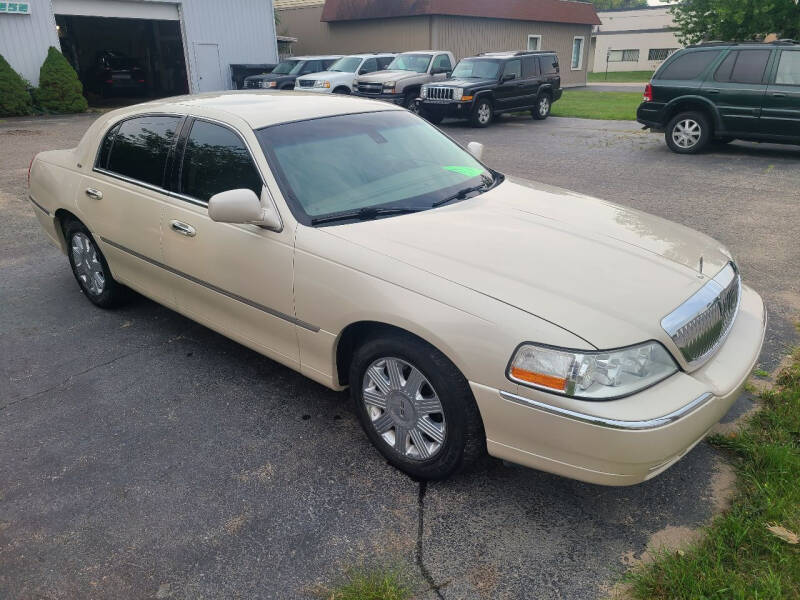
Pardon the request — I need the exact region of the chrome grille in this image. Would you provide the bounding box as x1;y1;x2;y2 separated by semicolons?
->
298;79;315;88
661;263;741;368
245;79;262;89
358;83;383;95
428;87;454;100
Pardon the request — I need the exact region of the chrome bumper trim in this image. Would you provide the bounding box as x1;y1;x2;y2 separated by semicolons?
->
498;390;714;431
29;196;50;216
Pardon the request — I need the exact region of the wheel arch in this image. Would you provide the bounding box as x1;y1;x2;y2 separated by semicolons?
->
663;96;722;132
53;208;83;253
332;85;351;94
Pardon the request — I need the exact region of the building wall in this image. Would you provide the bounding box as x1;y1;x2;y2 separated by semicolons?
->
277;7;592;87
0;0;277;89
592;7;681;73
278;6;431;55
433;16;592;87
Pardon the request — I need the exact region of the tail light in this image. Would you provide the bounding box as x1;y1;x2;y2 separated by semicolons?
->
28;156;34;188
643;83;653;103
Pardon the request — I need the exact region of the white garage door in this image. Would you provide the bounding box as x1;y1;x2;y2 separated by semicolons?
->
52;0;179;20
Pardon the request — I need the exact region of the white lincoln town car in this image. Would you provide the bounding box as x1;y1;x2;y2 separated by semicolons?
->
27;92;766;485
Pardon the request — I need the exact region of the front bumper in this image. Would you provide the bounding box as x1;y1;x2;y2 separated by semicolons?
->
353;91;405;105
419;99;475;117
294;86;334;94
472;284;766;486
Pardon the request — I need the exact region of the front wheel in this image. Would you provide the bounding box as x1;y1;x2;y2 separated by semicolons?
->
532;94;551;120
404;92;420;113
350;332;485;481
64;219;125;308
470;99;493;128
665;111;711;154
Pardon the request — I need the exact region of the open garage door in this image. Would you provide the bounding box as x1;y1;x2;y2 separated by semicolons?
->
53;0;189;106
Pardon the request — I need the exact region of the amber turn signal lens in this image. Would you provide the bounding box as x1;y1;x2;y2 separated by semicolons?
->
510;367;567;391
461;95;474;102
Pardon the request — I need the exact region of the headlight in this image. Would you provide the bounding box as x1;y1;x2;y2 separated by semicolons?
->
267;81;277;88
421;86;428;99
508;341;678;400
314;80;331;89
453;88;463;101
383;81;396;92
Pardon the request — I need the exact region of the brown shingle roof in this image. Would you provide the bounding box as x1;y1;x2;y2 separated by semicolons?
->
321;0;601;26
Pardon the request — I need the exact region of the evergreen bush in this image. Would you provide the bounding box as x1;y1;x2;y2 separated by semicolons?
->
0;53;33;117
36;46;88;113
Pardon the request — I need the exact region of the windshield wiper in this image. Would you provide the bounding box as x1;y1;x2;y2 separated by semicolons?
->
311;206;423;226
432;174;494;208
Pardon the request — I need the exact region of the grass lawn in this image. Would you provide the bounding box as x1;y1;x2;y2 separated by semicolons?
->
315;568;411;600
628;350;800;599
551;90;642;121
588;70;654;83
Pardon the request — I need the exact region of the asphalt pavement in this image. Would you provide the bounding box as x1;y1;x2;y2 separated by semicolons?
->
1;111;798;600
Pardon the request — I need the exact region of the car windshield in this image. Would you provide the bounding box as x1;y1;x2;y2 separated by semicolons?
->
272;60;300;75
387;54;432;73
452;59;501;79
330;57;362;73
256;111;495;225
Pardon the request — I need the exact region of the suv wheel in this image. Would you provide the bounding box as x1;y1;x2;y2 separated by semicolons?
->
350;332;485;481
404;91;420;112
470;99;493;128
532;94;551;120
665;111;711;154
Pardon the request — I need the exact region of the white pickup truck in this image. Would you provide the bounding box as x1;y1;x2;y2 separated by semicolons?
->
294;53;397;94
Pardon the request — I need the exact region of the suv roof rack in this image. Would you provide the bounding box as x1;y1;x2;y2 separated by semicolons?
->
690;39;799;48
478;50;553;57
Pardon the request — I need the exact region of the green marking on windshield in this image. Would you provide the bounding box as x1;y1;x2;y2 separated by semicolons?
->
443;166;483;177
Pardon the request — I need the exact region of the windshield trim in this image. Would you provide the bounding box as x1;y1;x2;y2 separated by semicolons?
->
254;111;502;227
388;54;433;73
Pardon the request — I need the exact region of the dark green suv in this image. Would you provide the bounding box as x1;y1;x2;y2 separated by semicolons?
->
637;41;800;153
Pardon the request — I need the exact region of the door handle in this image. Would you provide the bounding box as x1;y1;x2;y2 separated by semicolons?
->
772;92;787;98
85;188;103;200
170;220;196;237
706;89;720;94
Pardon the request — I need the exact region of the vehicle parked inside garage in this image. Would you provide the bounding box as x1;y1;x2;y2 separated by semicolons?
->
354;50;455;108
86;50;148;97
294;53;397;94
637;40;800;154
28;92;765;485
419;51;563;127
244;55;341;89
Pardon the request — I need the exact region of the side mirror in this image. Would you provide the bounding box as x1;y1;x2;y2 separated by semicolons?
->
467;141;484;161
208;187;282;231
502;73;517;82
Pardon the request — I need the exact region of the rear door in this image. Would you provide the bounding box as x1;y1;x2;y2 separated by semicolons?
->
761;48;800;138
79;114;183;307
519;55;542;107
700;49;771;134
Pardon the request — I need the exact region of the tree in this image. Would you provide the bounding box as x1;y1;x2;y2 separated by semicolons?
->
35;46;88;113
0;53;33;117
670;0;800;45
592;0;647;9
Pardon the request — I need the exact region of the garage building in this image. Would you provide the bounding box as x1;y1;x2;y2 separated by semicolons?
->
0;0;278;99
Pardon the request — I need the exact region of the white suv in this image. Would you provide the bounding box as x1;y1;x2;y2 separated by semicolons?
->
294;53;397;94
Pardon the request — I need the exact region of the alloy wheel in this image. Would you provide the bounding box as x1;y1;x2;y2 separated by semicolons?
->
538;97;550;117
70;232;105;296
477;103;491;125
672;119;702;149
361;357;446;461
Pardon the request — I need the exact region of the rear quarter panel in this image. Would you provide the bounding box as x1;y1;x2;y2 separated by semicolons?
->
29;149;83;253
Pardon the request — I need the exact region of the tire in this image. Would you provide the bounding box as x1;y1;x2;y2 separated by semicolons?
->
665;111;711;154
532;93;551;120
350;331;486;481
63;219;125;308
403;91;420;112
470;98;493;128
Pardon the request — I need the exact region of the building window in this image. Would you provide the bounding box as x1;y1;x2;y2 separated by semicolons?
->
648;48;678;61
527;35;541;52
608;49;640;63
571;37;585;70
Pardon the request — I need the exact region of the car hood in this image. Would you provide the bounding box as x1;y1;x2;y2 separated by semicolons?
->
321;178;732;349
430;77;496;88
359;70;422;83
298;70;349;81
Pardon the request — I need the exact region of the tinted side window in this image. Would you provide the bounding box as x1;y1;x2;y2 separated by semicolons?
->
106;116;181;187
658;50;721;80
433;54;452;72
361;58;378;74
96;123;120;170
715;50;770;84
775;51;800;85
300;61;319;75
541;55;559;75
522;56;539;79
322;59;337;69
180;120;262;202
503;59;522;79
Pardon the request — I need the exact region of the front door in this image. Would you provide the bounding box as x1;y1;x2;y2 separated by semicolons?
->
761;49;800;139
495;58;523;110
194;43;224;92
160;117;300;367
78;114;184;308
700;49;771;135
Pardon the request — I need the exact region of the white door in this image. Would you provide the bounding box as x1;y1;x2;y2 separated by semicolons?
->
194;43;224;92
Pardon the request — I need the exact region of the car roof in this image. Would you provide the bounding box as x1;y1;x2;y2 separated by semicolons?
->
345;52;398;58
98;91;405;130
400;50;448;55
477;51;555;58
286;55;343;60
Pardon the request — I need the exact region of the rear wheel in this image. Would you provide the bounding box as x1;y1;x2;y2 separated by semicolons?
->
665;111;711;154
532;94;551;120
350;332;485;481
470;98;493;128
63;219;125;308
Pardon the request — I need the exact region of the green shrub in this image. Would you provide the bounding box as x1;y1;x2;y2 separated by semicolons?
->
36;46;88;113
0;53;33;117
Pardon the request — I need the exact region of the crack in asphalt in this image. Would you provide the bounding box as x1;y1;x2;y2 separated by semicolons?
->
416;481;445;599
